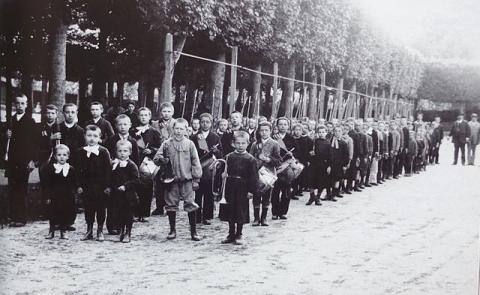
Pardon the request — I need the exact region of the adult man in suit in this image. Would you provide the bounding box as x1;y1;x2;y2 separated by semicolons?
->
6;93;37;227
467;113;480;165
450;113;471;165
191;113;223;225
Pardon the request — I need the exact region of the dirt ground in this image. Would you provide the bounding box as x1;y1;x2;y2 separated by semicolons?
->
1;141;479;295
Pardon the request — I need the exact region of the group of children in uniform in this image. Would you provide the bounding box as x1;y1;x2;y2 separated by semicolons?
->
4;92;443;245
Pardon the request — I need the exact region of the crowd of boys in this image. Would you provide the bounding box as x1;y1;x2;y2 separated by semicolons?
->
5;92;466;245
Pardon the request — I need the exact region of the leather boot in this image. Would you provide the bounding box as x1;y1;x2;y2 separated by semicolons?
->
252;208;260;226
82;224;94;241
188;212;201;241
60;230;67;240
119;227;125;242
96;225;105;242
45;227;54;239
260;207;269;226
167;211;176;240
306;192;315;205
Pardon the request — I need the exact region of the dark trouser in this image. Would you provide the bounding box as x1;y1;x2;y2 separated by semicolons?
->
154;180;166;213
404;155;414;174
394;150;404;177
195;179;214;222
119;199;134;233
383;156;391;179
346;162;357;190
377;158;384;182
228;222;243;237
388;155;396;178
453;142;466;164
137;179;153;218
7;164;29;223
106;204;119;232
432;145;440;163
271;181;291;216
84;191;106;228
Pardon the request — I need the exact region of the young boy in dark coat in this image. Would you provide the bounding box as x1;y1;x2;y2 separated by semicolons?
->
43;144;77;239
291;124;313;198
329;126;350;200
131;107;162;222
191;113;223;225
271;117;295;220
249;121;282;226
106;140;140;243
76;125;112;241
221;131;258;245
306;125;332;206
84;102;115;145
106;114;139;166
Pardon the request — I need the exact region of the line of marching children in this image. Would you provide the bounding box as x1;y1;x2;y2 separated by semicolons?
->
4;93;443;245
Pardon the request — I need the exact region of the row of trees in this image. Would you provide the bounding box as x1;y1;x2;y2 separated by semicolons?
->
0;0;423;121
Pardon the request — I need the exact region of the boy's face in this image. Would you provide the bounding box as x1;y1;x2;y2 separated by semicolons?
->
90;105;103;118
127;104;135;112
200;117;212;131
116;118;131;135
234;137;248;153
293;127;302;137
308;122;315;131
55;149;69;164
85;130;101;146
219;121;228;132
259;126;271;139
161;107;173;121
248;119;256;129
45;109;57;123
334;128;342;138
230;113;242;126
326;123;334;133
63;106;77;124
173;123;187;139
116;146;131;161
138;110;151;125
318;129;327;139
15;97;28;114
191;119;200;131
277;120;289;133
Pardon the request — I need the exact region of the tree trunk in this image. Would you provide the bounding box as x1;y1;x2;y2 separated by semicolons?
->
40;77;48;108
92;31;107;105
251;62;262;118
307;66;317;120
137;79;147;107
207;47;226;120
107;81;114;101
49;1;67;111
317;69;326;120
159;34;187;109
334;72;344;120
117;81;125;103
279;58;295;118
146;79;155;110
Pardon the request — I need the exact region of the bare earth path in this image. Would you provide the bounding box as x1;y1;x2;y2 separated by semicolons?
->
1;141;479;295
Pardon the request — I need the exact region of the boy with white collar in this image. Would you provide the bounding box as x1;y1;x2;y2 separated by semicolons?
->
43;144;76;239
76;125;112;241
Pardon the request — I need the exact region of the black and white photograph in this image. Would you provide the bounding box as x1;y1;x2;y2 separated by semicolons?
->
0;0;479;294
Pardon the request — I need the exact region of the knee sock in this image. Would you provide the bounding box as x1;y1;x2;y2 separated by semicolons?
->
188;211;196;233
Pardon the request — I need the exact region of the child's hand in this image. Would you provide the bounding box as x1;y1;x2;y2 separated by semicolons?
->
143;148;152;155
45;199;51;205
117;185;126;192
104;188;111;195
247;193;253;199
309;150;315;156
327;167;331;175
77;187;83;194
192;182;199;191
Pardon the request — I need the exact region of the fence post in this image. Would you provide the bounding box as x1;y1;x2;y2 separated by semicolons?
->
229;46;238;114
